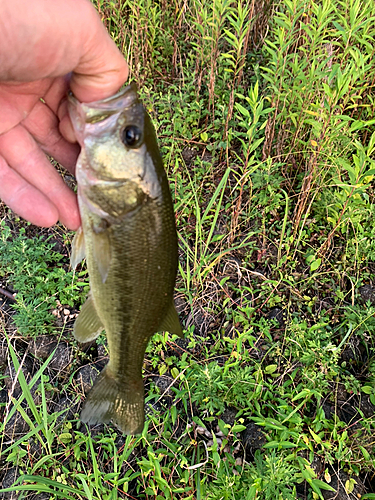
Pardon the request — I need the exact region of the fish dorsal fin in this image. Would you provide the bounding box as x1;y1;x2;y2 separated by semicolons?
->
71;226;86;269
92;229;112;284
74;295;104;343
159;300;183;338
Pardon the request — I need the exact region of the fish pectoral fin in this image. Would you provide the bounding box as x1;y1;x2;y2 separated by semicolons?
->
159;300;184;338
71;226;86;269
80;366;145;435
74;295;104;343
92;229;111;284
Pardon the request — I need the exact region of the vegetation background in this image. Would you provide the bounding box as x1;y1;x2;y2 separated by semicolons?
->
0;0;375;498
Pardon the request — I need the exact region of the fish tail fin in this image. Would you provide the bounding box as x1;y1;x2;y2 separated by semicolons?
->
80;366;145;435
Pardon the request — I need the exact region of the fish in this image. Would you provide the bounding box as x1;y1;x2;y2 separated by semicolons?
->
68;83;183;435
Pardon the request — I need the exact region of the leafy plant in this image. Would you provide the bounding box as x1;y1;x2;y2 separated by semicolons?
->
1;0;375;498
0;223;87;335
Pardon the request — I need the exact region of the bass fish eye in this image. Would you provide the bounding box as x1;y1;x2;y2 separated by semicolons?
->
122;125;142;148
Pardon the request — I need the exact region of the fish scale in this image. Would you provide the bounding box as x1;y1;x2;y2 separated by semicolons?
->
68;84;183;434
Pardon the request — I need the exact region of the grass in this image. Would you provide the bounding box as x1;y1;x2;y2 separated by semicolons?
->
1;0;375;498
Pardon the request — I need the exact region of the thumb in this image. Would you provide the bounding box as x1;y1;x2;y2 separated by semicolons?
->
70;30;129;103
60;2;128;141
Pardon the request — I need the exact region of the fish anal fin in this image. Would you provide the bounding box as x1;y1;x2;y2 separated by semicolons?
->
92;229;111;284
74;295;104;343
80;366;145;435
159;300;183;338
71;226;86;269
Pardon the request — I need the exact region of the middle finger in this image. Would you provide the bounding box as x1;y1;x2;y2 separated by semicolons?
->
0;124;80;229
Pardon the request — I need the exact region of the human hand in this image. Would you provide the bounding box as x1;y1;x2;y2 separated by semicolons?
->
0;0;128;230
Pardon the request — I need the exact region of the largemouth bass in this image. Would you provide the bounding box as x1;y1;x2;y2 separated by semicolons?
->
68;84;182;435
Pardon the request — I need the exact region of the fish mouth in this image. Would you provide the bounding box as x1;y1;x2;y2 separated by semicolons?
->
78;163;142;188
79;186;147;222
68;83;139;123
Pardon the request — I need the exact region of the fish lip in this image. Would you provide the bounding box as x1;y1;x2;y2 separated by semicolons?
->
85;176;129;188
68;83;139;114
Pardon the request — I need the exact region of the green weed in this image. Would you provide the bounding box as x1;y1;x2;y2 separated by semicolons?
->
1;0;375;498
0;223;88;335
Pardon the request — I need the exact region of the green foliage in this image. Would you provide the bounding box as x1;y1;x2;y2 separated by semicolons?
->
179;360;260;415
0;223;87;335
262;0;375;264
2;0;375;498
